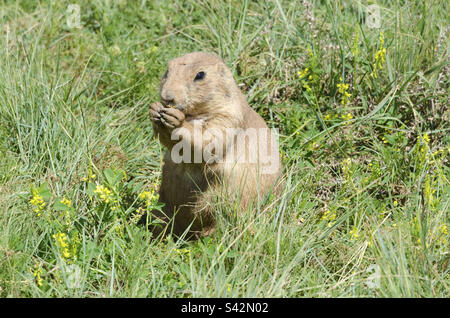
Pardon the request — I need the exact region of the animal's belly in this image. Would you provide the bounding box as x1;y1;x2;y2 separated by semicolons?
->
160;156;208;208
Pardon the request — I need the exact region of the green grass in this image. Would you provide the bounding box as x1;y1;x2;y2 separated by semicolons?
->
0;0;448;297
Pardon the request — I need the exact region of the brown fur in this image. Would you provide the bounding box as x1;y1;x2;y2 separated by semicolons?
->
147;52;282;239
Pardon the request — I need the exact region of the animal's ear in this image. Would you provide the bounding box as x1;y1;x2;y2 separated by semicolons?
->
216;63;228;77
215;64;232;97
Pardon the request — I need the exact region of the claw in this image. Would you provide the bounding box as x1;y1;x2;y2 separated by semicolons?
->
160;117;175;128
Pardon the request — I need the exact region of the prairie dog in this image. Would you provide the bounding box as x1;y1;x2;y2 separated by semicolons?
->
148;52;281;238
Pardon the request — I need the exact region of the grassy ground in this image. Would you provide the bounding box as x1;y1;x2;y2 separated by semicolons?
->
0;0;448;297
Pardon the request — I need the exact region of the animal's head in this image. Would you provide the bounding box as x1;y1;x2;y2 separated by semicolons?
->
159;52;239;116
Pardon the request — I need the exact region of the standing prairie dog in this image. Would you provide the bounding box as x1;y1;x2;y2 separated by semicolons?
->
148;52;281;239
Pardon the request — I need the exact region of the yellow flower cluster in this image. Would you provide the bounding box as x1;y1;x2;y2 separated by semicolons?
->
370;32;387;78
298;68;313;92
33;266;43;287
53;232;71;260
321;210;336;227
439;225;448;245
139;190;155;201
424;176;437;209
337;77;351;105
342;158;352;175
323;113;353;122
416;133;431;167
94;184;114;203
30;192;46;216
60;198;72;208
308;141;318;151
81;168;96;182
432;147;448;159
440;224;448;235
174;248;191;257
323;113;332;121
298;68;309;79
341;112;353;121
349;227;360;240
93;183;121;211
139;183;159;206
114;221;125;236
130;207;146;225
428;224;448;246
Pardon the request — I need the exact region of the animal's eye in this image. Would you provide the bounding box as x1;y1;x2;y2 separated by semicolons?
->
194;71;205;81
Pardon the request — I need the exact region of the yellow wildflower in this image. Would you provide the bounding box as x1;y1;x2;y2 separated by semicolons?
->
440;224;448;235
438;224;448;245
349;227;360;240
322;210;337;227
174;248;191;258
342;158;352;176
33;267;43;287
139;190;154;201
30;192;46;216
424;176;436;208
370;32;387;78
53;232;71;260
114;221;124;236
341;113;353;121
94;184;114;203
60;198;72;208
302;81;312;92
308;142;317;151
298;68;309;79
82;168;96;182
130;207;146;225
139;183;160;207
337;77;351;105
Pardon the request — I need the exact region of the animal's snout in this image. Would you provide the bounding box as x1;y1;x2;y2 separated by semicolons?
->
161;89;175;105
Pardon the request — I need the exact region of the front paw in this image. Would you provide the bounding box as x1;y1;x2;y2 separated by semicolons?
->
160;108;185;129
149;102;164;123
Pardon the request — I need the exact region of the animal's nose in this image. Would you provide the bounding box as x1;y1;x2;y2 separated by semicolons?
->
161;90;175;105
